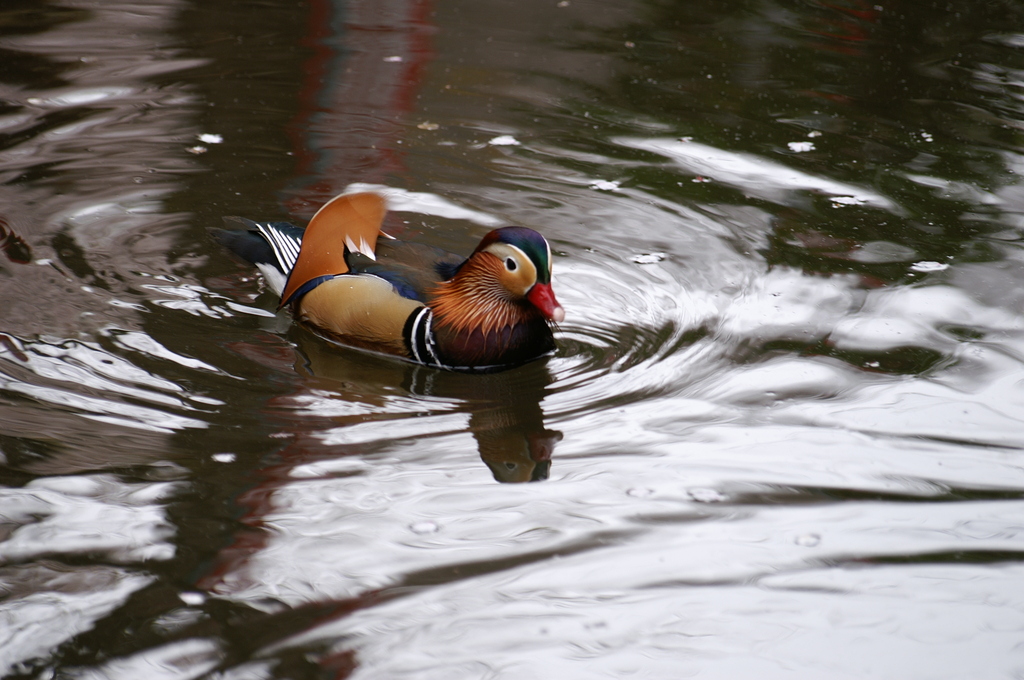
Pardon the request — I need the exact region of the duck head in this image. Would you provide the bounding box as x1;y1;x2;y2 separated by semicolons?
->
463;226;564;323
431;226;564;333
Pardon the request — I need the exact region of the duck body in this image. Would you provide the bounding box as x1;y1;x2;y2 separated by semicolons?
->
214;192;563;372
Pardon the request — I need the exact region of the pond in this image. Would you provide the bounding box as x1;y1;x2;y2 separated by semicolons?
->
3;0;1024;677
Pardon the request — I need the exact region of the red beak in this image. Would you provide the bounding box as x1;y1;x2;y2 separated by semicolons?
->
527;282;565;322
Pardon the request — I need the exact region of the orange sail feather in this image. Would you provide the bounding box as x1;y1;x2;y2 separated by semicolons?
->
280;192;386;307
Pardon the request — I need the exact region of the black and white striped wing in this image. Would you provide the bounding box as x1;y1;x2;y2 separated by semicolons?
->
254;222;303;275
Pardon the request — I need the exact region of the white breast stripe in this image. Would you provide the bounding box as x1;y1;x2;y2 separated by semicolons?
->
404;308;451;369
422;311;442;366
408;308;426;363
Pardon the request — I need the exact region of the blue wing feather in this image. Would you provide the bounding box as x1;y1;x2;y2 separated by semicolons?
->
349;239;466;303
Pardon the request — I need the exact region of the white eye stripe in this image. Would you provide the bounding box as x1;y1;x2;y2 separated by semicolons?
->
507;242;551;277
490;242;539;285
505;244;529;261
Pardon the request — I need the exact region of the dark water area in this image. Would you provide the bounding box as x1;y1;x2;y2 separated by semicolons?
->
3;0;1024;677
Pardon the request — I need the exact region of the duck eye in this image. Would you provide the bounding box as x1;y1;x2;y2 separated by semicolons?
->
505;257;518;272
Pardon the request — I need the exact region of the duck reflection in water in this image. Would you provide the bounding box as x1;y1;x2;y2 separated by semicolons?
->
294;328;561;482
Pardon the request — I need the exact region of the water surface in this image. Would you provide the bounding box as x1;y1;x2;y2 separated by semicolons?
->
3;0;1024;678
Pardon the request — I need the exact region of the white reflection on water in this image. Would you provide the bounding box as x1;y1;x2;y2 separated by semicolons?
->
64;637;223;680
303;563;1024;679
244;464;1024;678
345;183;505;227
0;565;153;678
0;475;178;676
0;475;178;564
615;137;901;212
0;336;211;435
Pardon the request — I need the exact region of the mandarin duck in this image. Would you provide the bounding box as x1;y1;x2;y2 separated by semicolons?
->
215;192;564;372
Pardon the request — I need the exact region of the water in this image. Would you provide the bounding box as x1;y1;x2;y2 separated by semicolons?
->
3;0;1024;677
